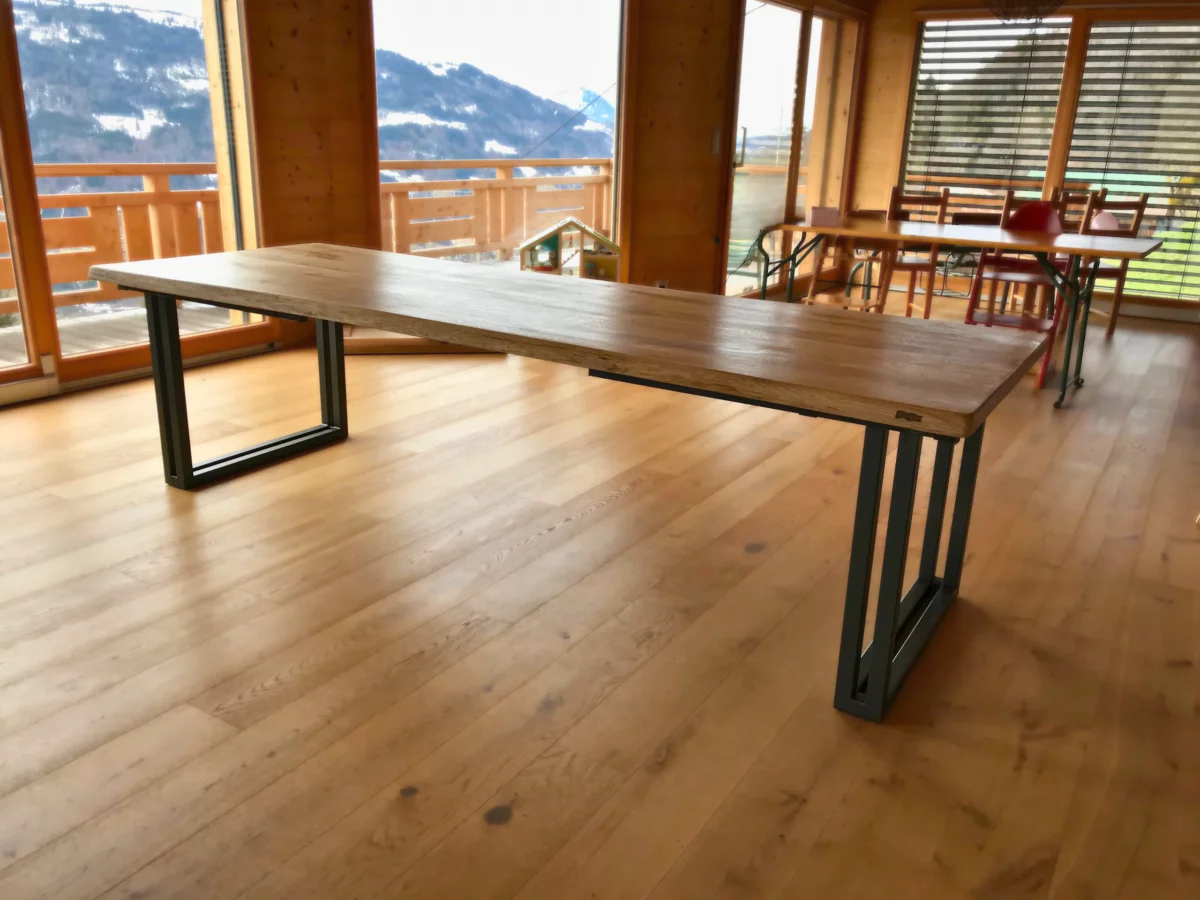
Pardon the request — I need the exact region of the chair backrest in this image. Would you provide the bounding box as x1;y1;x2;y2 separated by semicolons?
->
1082;192;1149;237
887;186;950;225
1003;200;1064;235
1051;187;1104;232
951;211;1002;227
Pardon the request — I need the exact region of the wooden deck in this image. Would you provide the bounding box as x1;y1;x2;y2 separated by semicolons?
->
0;305;232;367
0;316;1195;899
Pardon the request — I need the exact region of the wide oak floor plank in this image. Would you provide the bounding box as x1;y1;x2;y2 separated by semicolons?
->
0;317;1195;900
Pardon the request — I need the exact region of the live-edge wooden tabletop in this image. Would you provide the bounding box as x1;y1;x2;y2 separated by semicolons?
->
92;243;1051;438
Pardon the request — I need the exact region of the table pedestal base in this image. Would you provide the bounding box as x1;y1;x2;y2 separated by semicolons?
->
589;370;983;723
145;291;348;490
833;424;982;722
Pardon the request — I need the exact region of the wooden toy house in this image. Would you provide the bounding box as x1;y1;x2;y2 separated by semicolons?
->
518;216;619;281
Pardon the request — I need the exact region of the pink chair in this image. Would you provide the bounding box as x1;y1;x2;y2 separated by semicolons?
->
964;200;1065;389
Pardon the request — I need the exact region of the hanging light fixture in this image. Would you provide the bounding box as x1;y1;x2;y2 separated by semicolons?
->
985;0;1064;25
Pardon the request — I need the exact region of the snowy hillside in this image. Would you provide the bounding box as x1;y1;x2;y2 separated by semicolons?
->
14;0;614;187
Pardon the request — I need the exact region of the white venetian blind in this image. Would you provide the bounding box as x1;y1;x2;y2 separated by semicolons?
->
900;18;1071;217
1066;21;1200;302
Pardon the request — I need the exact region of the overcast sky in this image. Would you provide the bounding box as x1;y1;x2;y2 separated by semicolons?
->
74;0;806;132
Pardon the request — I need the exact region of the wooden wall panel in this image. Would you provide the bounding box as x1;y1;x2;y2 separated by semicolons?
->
617;0;744;294
241;0;382;252
203;0;382;347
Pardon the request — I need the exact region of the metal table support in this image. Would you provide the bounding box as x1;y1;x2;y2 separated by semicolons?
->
833;424;982;722
754;230;824;302
1033;253;1103;408
144;291;348;489
589;369;984;723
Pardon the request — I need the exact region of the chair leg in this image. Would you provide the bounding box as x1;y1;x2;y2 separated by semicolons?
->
874;253;895;314
1037;328;1056;390
922;262;936;319
965;261;986;325
987;278;1000;317
1036;301;1064;390
806;240;829;303
1106;278;1124;338
904;269;918;317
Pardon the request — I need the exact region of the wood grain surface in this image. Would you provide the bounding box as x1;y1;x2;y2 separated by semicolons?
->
780;216;1163;259
91;244;1047;437
0;316;1195;900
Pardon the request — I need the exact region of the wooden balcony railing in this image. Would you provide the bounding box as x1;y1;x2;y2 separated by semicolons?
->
380;158;613;259
0;158;616;318
0;162;221;317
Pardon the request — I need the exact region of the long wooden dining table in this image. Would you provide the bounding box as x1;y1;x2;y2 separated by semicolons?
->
93;243;1049;722
756;217;1162;407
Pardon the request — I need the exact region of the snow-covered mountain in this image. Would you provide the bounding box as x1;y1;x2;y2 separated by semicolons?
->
14;0;615;190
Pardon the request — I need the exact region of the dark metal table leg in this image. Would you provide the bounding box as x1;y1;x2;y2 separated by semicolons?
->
1071;259;1101;390
833;425;888;716
145;292;348;490
146;291;196;488
833;423;984;722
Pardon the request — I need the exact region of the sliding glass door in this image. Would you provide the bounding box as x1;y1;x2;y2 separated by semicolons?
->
724;1;803;295
1;0;275;390
723;2;862;296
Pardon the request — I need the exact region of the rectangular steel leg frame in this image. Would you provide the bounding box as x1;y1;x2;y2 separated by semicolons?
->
145;291;348;490
833;422;983;722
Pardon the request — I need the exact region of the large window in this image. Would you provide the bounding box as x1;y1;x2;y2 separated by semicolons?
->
797;15;859;220
1066;21;1200;301
9;0;237;358
900;18;1071;216
724;1;803;295
899;16;1200;305
371;0;620;266
724;3;862;295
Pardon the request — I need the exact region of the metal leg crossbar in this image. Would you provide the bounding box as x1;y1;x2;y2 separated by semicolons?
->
144;291;348;489
833;423;983;722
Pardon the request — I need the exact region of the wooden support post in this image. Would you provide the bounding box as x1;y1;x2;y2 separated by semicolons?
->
379;192;393;251
390;192;410;254
598;161;612;234
472;185;489;250
90;206;124;301
143;174;178;259
582;183;597;233
1043;16;1091;200
494;167;513;260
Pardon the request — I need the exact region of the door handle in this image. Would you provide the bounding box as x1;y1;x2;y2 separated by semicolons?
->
734;126;747;168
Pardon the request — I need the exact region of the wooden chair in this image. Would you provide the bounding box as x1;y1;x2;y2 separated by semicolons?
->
964;199;1065;389
1051;186;1103;233
874;187;950;317
804;210;889;309
971;190;1072;319
1078;192;1149;337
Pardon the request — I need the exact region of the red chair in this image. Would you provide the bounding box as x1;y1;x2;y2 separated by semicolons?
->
964;199;1065;389
1078;192;1149;337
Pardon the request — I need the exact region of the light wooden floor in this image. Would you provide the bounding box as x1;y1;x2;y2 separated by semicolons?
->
0;317;1196;900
